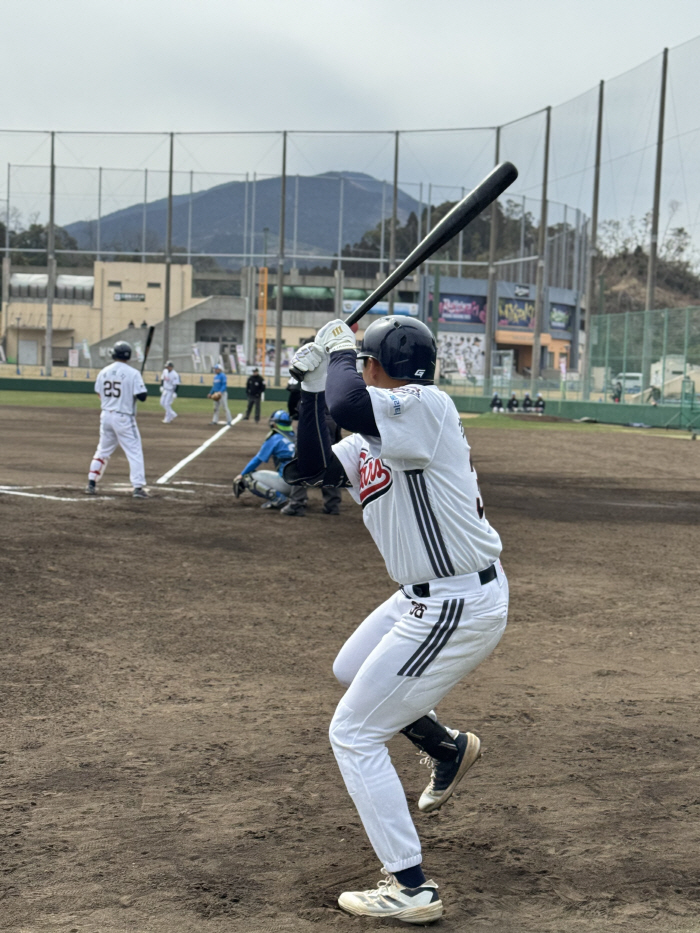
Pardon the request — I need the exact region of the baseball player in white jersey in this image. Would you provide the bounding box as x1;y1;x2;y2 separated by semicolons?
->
285;316;509;923
85;341;149;499
159;360;180;423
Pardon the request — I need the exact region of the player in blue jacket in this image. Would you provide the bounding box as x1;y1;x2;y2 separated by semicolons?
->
232;410;296;509
208;364;233;425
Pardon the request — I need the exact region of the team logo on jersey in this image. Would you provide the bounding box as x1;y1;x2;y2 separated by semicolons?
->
358;449;393;507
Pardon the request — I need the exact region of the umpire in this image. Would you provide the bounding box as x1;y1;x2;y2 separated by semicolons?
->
244;368;266;422
281;398;342;516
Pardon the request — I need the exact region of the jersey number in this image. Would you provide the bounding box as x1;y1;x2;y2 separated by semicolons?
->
104;380;122;398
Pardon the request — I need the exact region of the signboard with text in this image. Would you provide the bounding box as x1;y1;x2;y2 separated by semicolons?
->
429;293;486;325
114;293;145;302
498;297;535;329
550;303;574;332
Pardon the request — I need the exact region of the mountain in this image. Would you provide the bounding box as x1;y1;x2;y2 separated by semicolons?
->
64;171;421;267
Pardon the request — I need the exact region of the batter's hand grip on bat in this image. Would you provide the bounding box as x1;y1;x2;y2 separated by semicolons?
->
290;161;518;382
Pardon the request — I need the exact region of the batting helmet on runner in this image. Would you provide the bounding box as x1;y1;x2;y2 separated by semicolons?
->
111;341;132;361
357;316;437;384
268;409;293;434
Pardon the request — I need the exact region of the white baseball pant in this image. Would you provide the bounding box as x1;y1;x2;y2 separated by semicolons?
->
242;470;291;501
160;389;177;422
212;391;233;424
88;410;146;489
329;563;508;873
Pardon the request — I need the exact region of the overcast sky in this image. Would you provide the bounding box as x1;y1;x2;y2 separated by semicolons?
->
3;0;700;232
3;0;700;133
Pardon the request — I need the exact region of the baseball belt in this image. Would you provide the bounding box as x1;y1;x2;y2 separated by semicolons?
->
402;564;497;600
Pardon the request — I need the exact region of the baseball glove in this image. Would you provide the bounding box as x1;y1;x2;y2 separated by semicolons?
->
232;475;245;498
210;391;222;401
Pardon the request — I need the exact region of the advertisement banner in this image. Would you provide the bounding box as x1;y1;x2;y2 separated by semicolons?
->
437;333;484;378
430;293;486;325
342;300;418;317
550;303;574;332
498;297;535;329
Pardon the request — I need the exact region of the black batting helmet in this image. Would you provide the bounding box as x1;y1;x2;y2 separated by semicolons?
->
357;316;437;384
111;341;132;361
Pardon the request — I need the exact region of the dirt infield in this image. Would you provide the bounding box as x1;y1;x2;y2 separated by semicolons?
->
1;403;700;932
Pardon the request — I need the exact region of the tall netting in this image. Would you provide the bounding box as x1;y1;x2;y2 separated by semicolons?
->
398;129;495;276
285;132;395;273
4;37;700;395
495;111;548;286
664;38;700;271
597;54;664;275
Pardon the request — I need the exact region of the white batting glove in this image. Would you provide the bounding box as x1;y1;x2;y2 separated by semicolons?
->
316;319;357;354
290;342;328;393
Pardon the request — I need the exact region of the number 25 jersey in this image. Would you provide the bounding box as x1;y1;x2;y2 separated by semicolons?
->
95;361;147;415
332;384;502;586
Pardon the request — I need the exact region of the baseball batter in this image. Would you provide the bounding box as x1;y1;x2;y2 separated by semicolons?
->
85;341;149;499
286;317;509;923
160;360;180;423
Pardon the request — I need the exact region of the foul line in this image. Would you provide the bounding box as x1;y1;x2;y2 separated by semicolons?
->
0;488;109;502
156;414;243;485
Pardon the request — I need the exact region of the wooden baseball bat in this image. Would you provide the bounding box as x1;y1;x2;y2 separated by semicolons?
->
140;325;155;374
290;161;518;379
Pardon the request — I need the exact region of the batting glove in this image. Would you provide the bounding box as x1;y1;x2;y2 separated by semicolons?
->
316;319;357;354
290;342;328;393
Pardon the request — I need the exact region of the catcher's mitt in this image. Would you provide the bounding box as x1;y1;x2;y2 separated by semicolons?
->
210;391;222;401
232;476;245;498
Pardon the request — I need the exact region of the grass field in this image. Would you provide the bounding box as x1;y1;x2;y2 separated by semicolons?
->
0;390;284;420
1;390;694;441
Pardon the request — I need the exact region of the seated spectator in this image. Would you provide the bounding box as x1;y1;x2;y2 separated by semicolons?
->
490;391;504;413
522;392;533;412
535;392;545;415
506;392;519;413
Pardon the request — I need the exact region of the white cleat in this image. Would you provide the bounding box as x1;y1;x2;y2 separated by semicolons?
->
418;731;481;812
338;869;443;924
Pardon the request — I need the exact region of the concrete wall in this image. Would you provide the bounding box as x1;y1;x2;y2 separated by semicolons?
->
88;294;247;372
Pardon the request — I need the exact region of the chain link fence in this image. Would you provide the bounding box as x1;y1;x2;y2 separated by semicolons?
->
2;36;700;401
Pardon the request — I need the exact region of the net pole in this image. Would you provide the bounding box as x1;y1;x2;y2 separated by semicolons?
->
388;130;399;313
45;132;56;377
485;126;500;396
583;80;604;400
162;132;174;367
274;131;287;387
531;106;551;397
643;48;669;395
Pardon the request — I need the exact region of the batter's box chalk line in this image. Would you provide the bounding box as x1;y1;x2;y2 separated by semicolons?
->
156;413;242;485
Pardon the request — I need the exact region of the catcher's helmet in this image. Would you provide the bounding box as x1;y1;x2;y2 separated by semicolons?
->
357;316;437;384
269;409;293;434
112;341;132;361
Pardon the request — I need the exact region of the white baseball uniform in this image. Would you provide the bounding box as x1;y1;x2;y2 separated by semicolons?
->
160;367;181;423
88;361;147;489
329;384;509;874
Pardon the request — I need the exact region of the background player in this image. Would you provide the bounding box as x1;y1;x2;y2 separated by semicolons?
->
208;363;233;426
244;367;266;422
159;360;180;423
232;409;296;509
286;316;509;923
85;341;149;499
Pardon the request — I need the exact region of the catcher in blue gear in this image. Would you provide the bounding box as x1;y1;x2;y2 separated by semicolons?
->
232;410;296;510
